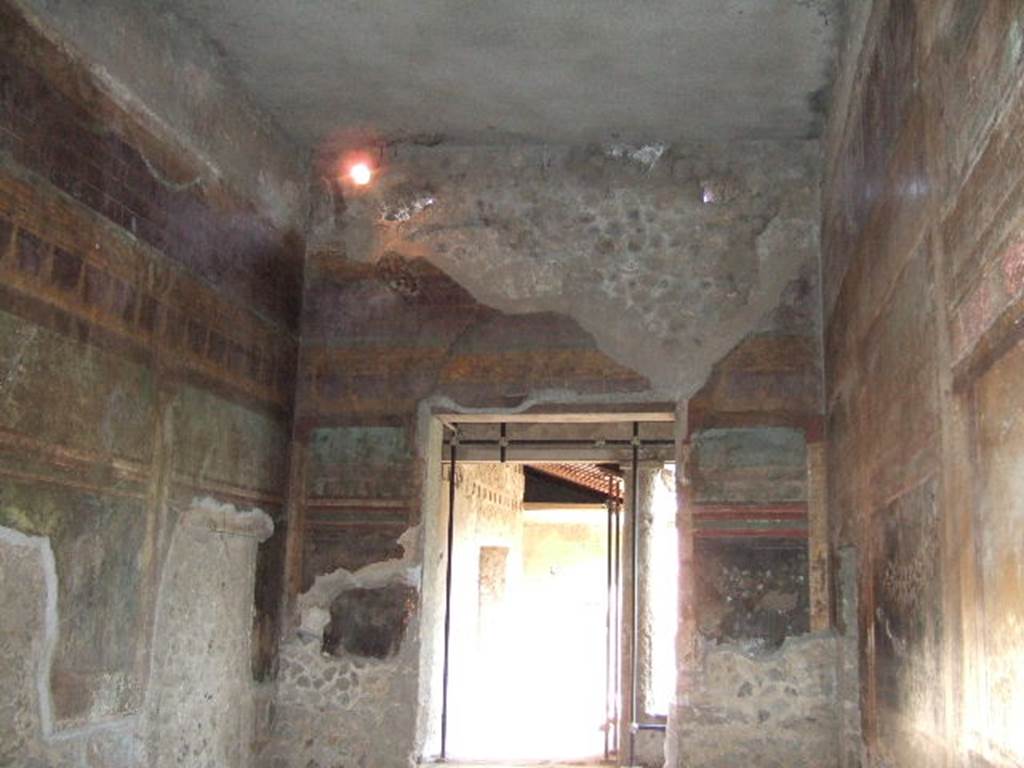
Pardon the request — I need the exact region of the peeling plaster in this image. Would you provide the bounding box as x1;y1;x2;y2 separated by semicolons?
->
323;142;821;399
299;525;422;638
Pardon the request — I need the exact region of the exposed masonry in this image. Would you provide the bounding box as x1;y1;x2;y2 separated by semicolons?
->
263;525;424;768
313;141;822;398
1;500;273;767
260;631;420;768
669;633;841;768
145;499;274;768
298;525;422;627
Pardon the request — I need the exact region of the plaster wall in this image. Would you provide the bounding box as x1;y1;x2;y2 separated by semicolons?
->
12;0;306;230
0;2;864;768
823;0;1024;764
835;547;864;768
0;525;145;767
665;422;835;767
0;3;299;765
146;0;841;148
689;427;811;646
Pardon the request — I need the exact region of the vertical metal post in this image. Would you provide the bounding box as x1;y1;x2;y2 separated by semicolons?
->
613;497;621;756
604;483;613;761
499;422;507;463
629;421;640;767
440;429;458;761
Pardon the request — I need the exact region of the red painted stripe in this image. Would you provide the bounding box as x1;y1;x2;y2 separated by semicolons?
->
694;528;808;539
693;504;807;521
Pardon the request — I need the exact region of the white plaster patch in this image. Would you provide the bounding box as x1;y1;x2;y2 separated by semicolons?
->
0;525;58;739
184;496;274;541
605;142;669;171
297;606;331;641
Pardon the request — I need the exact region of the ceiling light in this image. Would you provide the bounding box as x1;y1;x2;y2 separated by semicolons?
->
349;162;373;186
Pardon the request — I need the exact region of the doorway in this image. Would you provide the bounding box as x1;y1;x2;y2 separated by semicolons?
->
417;416;677;766
443;462;614;761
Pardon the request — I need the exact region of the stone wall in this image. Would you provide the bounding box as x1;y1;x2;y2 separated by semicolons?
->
264;463;523;767
835;547;864;768
662;262;832;766
665;422;833;767
823;0;1024;765
1;502;274;767
286;135;828;767
672;632;840;768
263;625;421;768
0;3;300;765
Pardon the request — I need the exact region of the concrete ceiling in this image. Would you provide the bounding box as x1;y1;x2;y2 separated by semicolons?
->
161;0;842;149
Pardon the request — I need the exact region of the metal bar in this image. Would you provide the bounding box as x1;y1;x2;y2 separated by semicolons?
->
604;484;613;761
440;429;458;761
630;421;640;767
499;422;507;463
613;498;621;756
627;421;672;760
443;437;675;447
